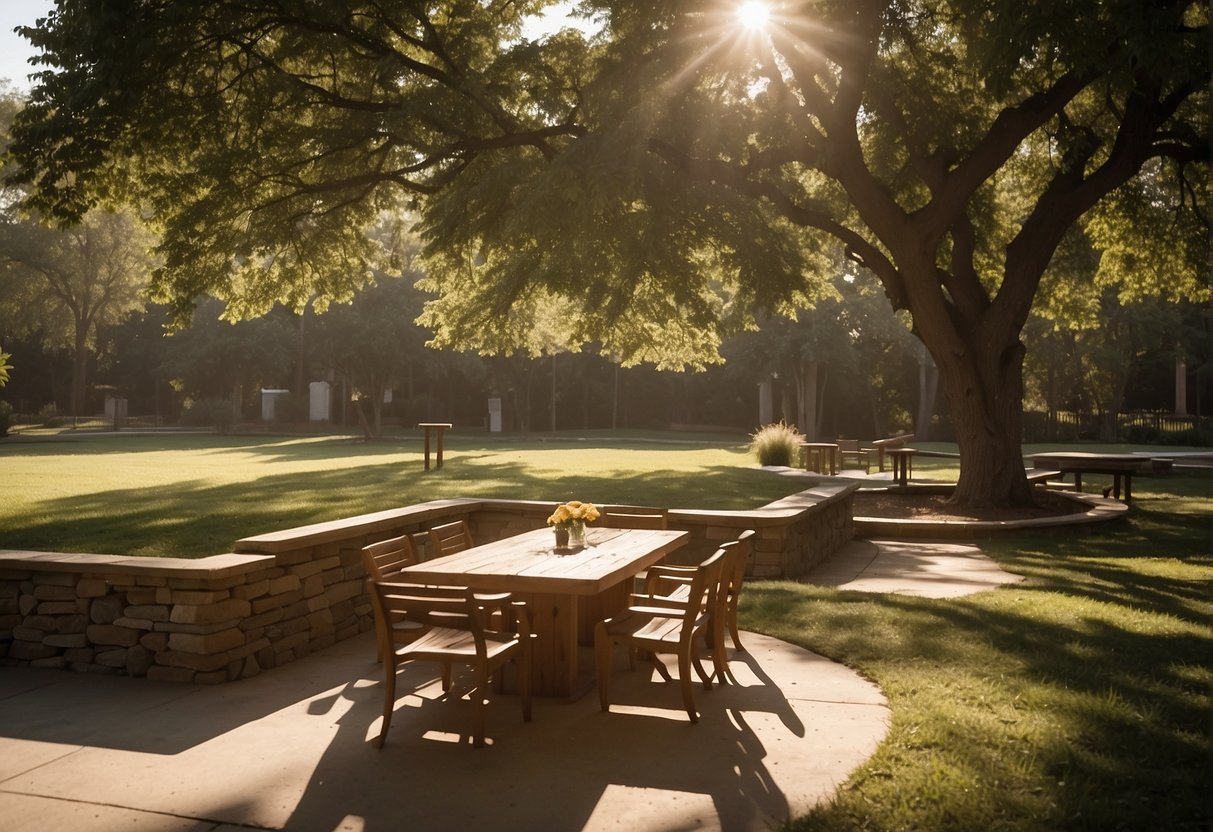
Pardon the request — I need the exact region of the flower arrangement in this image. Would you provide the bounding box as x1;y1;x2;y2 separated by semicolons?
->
546;500;601;528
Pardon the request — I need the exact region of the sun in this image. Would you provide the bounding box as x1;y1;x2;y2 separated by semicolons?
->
736;1;771;32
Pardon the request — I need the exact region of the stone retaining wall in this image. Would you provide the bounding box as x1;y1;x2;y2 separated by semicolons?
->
0;483;854;683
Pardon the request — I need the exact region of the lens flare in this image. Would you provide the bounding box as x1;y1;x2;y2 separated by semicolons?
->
736;1;771;31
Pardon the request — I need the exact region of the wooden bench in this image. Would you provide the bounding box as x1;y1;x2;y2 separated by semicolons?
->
835;439;871;472
1025;468;1071;489
866;434;916;472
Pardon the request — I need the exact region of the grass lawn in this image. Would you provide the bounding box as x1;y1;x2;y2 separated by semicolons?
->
0;430;794;557
1;431;1209;830
756;464;1212;831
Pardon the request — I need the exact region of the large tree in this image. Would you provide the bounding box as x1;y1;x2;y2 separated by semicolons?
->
6;1;1207;505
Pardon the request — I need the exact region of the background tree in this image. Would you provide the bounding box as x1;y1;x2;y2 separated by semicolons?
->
7;1;1207;505
0;208;155;415
312;273;432;439
161;299;295;418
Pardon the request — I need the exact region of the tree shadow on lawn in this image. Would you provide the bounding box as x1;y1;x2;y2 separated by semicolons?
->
752;581;1210;831
0;458;790;557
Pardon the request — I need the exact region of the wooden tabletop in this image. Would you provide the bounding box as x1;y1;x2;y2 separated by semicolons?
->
400;526;689;596
1029;452;1144;470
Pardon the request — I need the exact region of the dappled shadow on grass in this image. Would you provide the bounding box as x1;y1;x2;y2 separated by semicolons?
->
751;473;1212;830
751;579;1209;831
1;456;793;557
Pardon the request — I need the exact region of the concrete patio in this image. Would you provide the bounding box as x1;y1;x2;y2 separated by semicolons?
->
0;536;1028;831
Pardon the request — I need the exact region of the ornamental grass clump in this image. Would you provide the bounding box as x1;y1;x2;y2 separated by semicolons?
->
750;422;802;467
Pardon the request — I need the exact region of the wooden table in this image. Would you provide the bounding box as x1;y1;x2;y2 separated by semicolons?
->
1029;452;1147;501
417;422;452;470
887;447;916;487
399;526;689;696
800;442;838;475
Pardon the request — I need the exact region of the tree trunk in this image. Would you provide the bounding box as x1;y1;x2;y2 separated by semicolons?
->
794;360;820;440
71;323;88;417
934;337;1035;507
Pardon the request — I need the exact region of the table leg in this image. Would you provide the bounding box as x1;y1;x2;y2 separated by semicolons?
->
525;592;579;697
1073;472;1083;493
423;427;432;471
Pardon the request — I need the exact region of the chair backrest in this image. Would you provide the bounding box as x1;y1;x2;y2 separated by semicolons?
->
361;534;420;582
679;548;727;628
599;506;669;530
370;581;488;654
836;438;861;452
427;520;475;559
719;529;756;601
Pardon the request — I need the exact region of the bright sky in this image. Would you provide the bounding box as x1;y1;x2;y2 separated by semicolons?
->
0;0;53;92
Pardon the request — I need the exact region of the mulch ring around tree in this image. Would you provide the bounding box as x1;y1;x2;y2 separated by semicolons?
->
852;488;1085;522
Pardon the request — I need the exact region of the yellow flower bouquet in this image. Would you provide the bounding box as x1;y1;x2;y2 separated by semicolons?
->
547;500;600;549
546;500;601;528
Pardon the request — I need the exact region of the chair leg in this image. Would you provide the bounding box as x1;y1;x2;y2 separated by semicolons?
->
710;616;731;684
376;662;397;748
595;626;613;712
677;649;699;723
727;611;745;653
471;665;489;748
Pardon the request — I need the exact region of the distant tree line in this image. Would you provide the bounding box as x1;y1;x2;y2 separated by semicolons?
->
1;255;1205;443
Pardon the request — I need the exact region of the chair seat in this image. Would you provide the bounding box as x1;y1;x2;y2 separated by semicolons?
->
601;609;709;647
396;626;522;663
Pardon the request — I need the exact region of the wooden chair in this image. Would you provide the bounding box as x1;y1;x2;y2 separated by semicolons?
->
369;581;533;748
426;520;476;558
836;438;871;473
360;535;426;662
423;521;514;629
594;548;726;722
641;530;756;679
599;506;669;530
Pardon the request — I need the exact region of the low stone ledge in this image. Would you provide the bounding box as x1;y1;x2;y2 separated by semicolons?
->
234;499;481;554
0;551;275;578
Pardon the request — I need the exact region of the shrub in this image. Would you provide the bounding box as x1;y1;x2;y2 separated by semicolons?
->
750;422;802;467
0;400;11;437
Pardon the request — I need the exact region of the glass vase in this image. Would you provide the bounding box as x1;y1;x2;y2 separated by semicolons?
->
568;520;587;548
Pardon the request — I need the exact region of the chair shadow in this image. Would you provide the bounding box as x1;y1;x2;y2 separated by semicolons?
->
281;636;829;831
0;631;882;832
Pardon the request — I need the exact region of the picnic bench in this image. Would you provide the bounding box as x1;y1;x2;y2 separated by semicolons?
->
836;438;871;472
417;422;452;470
1029;452;1152;502
866;433;915;472
886;447;916;486
800;441;839;475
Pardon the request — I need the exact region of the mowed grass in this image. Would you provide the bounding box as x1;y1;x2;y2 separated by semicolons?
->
0;431;796;557
750;466;1212;831
2;431;1209;830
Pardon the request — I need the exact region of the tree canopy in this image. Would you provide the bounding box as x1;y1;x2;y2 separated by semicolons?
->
6;0;1207;504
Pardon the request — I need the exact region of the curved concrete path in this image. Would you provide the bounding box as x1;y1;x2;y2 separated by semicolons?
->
0;535;1023;832
806;538;1026;597
0;630;888;832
